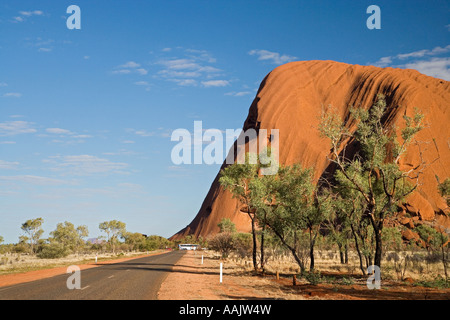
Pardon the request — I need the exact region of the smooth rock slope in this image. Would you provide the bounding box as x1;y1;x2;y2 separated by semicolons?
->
172;60;450;240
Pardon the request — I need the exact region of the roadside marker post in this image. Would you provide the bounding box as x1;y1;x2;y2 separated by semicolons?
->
220;263;223;283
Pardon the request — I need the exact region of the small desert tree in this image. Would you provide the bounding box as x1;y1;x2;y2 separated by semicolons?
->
21;218;44;254
50;221;88;254
99;220;126;254
217;218;237;233
219;154;259;271
251;164;327;273
319;94;427;268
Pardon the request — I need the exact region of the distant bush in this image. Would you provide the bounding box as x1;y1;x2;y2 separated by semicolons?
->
233;233;252;259
37;242;69;259
208;232;234;258
303;270;322;285
415;275;450;289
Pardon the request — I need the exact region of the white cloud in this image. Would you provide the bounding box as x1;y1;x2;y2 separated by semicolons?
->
112;69;132;75
0;175;71;186
225;91;252;97
402;57;450;81
372;44;450;80
12;10;44;23
0;141;16;145
136;68;148;75
19;10;43;16
119;61;141;68
134;129;155;137
162;59;197;70
170;79;198;86
201;80;230;87
38;47;52;52
374;45;450;67
0;160;19;170
72;134;92;139
155;48;227;87
0;82;7;87
249;49;297;65
113;61;147;76
0;121;36;136
2;92;22;98
44;127;92;143
46;155;129;176
46;128;73;135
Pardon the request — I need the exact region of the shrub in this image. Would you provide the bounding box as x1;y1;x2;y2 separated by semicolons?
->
304;270;322;285
37;242;69;259
208;232;234;258
415;275;449;289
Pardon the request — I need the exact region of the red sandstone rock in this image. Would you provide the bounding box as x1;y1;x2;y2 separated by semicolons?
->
171;60;450;240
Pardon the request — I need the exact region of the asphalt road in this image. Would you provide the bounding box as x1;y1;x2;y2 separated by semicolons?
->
0;250;186;300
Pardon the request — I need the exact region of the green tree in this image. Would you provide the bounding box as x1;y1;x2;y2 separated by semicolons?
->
217;218;237;233
416;224;449;280
123;232;146;251
251;164;326;273
99;220;126;253
219;154;259;271
319;94;426;268
21;218;44;254
50;221;89;254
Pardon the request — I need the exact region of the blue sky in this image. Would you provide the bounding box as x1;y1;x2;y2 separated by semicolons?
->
0;0;449;244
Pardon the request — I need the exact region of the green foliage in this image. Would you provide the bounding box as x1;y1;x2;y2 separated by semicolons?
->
21;218;44;254
144;235;173;251
50;221;88;253
319;94;425;268
415;275;450;289
219;153;259;204
437;177;450;206
303;270;322;285
218;218;237;233
382;227;403;251
99;220;126;253
416;224;448;250
37;242;69;259
123;232;147;251
232;232;253;258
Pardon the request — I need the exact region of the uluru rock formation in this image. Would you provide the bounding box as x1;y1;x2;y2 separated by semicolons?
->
171;60;450;240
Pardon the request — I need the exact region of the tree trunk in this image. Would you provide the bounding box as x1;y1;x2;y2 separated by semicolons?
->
373;225;383;269
338;243;344;264
309;228;316;271
368;211;383;269
350;224;366;275
344;243;349;264
442;245;448;281
270;226;306;274
260;224;265;273
250;215;258;272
